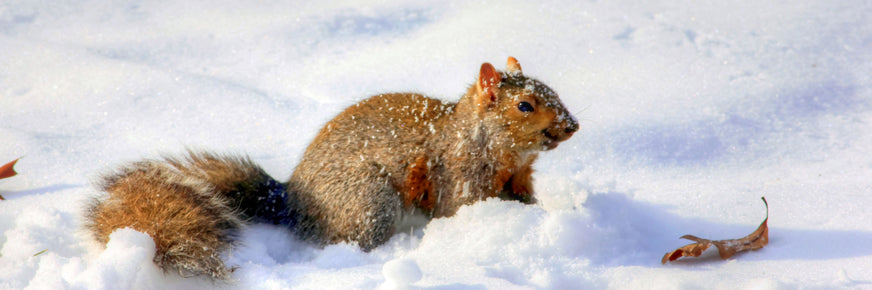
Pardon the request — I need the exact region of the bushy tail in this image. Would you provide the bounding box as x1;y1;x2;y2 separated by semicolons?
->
85;150;292;280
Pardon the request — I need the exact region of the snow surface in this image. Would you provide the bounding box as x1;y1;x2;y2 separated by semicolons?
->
1;0;871;289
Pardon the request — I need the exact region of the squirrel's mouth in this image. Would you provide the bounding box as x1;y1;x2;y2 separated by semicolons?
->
543;140;560;150
542;130;561;150
542;125;576;150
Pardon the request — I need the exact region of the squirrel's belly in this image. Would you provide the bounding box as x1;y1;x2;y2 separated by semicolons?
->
393;207;430;235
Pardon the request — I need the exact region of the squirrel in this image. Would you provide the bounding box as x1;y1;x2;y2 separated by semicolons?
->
85;57;578;280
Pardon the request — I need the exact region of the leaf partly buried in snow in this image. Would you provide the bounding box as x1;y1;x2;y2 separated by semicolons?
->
0;158;18;180
1;158;20;200
662;197;769;264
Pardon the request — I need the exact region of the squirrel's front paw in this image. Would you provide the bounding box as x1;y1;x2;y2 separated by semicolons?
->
498;188;537;204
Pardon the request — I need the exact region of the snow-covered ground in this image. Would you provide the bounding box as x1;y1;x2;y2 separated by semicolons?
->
2;0;871;289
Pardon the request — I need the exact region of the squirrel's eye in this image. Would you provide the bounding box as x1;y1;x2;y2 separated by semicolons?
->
518;101;534;113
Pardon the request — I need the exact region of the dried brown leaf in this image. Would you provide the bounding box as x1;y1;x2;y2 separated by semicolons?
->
662;197;769;264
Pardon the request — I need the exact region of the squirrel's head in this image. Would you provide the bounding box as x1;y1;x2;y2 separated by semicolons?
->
467;57;578;152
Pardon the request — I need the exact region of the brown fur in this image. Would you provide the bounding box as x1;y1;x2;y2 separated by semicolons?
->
87;159;241;279
287;57;577;248
402;155;435;212
85;151;284;280
86;57;578;280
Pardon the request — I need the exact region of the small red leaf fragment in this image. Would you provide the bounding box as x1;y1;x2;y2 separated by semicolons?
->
662;197;769;264
0;159;19;180
1;158;21;200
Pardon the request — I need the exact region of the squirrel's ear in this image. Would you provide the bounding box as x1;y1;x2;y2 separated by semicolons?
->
476;62;500;110
506;56;522;75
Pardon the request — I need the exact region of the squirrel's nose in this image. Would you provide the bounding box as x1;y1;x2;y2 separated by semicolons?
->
565;121;578;134
564;115;579;134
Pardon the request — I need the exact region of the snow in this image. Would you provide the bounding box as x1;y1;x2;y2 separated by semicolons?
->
1;0;871;288
381;258;423;288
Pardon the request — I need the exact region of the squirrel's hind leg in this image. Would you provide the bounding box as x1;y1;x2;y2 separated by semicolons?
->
298;162;402;251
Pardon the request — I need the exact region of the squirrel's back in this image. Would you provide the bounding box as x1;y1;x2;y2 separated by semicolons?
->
293;93;453;188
